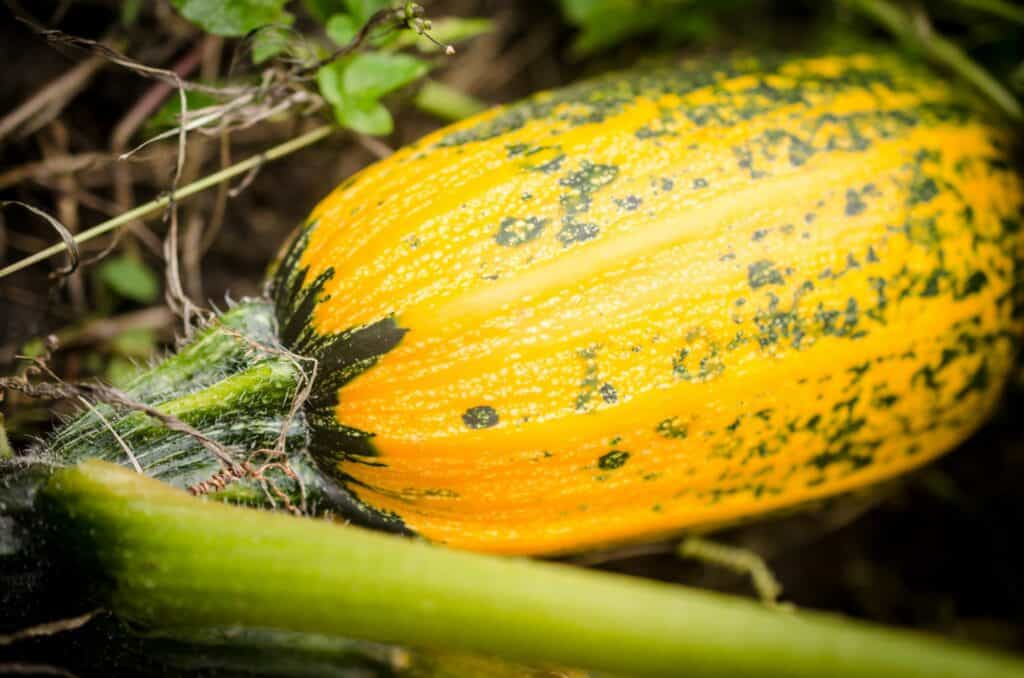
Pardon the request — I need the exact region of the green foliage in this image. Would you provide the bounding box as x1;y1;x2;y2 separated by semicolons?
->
342;0;394;23
317;53;428;134
144;91;220;137
106;356;142;388
558;0;759;56
325;12;360;45
344;52;428;100
111;328;158;360
170;0;293;37
561;0;662;55
251;22;296;63
120;0;143;26
301;0;346;23
167;1;491;135
413;79;485;121
97;256;160;304
392;17;494;52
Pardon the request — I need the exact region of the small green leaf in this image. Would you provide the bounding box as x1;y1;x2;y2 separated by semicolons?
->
343;52;429;100
251;20;294;63
343;0;393;24
316;59;350;107
111;328;157;360
302;0;346;22
171;0;290;37
325;13;359;45
19;338;46;359
106;356;142;389
318;51;425;135
337;98;394;135
393;16;494;51
414;80;485;121
559;0;663;56
144;91;219;137
121;0;143;25
318;60;393;135
97;256;160;304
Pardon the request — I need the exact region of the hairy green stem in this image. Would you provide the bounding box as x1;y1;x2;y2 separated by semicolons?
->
40;461;1024;678
847;0;1022;120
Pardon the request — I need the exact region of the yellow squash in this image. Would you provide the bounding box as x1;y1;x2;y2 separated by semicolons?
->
271;52;1024;554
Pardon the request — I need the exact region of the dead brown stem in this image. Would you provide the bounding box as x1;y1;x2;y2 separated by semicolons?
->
0;153;108;191
0;610;99;647
0;53;106;143
41;122;86;310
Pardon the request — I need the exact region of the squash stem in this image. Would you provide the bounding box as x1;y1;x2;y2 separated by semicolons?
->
39;460;1024;678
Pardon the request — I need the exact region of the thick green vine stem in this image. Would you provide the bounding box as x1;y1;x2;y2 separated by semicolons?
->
37;461;1024;678
43;299;333;512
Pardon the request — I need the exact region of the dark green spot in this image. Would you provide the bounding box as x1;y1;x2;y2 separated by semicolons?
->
845;189;867;216
495;216;548;247
954;362;989;401
557;220;599;246
532;155;565;173
909;177;938;205
656;417;688;439
462;406;499;429
614;195;641;211
959;271;988;298
748;260;784;288
598;450;630;470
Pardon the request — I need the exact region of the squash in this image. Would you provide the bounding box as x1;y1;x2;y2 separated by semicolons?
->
52;52;1024;555
271;51;1024;554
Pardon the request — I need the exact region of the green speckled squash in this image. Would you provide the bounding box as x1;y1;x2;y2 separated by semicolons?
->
52;52;1024;556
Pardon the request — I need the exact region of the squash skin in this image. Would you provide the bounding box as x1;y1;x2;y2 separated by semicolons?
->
273;53;1024;555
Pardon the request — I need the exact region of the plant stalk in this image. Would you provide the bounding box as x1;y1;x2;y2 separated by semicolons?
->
846;0;1022;121
0;125;334;280
40;460;1024;678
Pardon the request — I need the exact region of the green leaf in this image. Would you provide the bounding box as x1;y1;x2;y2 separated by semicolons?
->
171;0;290;37
325;13;359;45
559;0;654;55
111;328;157;360
97;256;160;304
316;59;350;107
343;0;393;24
19;338;46;359
106;355;142;388
251;19;295;63
144;91;220;137
318;60;394;134
413;80;485;121
302;0;346;22
343;52;429;100
121;0;143;26
337;98;394;135
317;51;426;135
393;16;494;51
